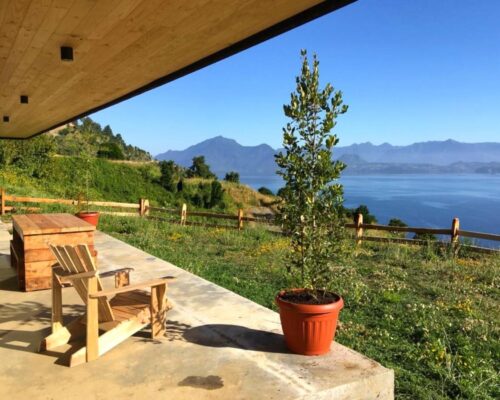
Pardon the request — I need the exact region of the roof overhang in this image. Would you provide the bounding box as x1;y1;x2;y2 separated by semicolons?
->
0;0;355;139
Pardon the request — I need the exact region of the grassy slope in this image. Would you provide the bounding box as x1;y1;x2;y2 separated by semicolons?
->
0;158;275;214
0;157;171;204
99;215;499;400
182;178;277;214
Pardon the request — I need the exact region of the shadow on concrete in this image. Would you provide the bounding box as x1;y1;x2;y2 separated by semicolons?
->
0;253;19;291
0;301;86;366
0;275;20;291
183;324;289;354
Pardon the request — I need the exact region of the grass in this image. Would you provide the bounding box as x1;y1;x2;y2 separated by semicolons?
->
0;159;277;214
98;215;499;400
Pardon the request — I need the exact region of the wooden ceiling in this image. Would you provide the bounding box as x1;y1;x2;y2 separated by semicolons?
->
0;0;354;139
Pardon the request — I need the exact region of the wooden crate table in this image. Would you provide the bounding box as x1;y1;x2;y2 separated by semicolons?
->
10;213;97;291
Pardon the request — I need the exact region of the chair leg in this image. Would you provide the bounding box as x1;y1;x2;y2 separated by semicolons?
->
150;284;167;339
52;270;63;333
86;277;99;362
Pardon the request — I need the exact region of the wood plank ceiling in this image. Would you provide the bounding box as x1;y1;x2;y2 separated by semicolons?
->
0;0;354;139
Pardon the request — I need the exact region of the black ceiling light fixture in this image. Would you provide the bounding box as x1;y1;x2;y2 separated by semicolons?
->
3;116;9;123
60;46;74;62
20;95;29;104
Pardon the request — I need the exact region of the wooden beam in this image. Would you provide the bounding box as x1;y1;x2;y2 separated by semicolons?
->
69;317;147;367
0;1;356;139
458;230;500;242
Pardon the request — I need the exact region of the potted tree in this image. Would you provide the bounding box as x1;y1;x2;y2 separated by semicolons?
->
275;50;349;355
75;148;100;227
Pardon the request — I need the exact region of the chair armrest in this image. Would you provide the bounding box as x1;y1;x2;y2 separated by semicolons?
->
89;276;175;298
99;267;134;278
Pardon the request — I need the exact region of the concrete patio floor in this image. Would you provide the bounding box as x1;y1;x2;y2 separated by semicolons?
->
0;221;394;399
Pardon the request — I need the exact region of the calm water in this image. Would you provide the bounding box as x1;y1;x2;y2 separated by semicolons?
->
241;174;500;246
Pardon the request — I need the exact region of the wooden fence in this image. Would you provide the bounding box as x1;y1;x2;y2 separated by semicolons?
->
345;214;500;254
1;188;499;253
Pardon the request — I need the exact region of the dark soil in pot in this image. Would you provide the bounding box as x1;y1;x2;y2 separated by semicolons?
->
279;289;340;305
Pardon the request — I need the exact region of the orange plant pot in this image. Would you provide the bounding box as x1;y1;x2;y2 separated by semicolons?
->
276;289;343;355
76;211;100;227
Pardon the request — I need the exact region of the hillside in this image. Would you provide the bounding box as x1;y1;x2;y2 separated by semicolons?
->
0;156;277;217
156;136;500;176
0;122;276;214
52;118;152;161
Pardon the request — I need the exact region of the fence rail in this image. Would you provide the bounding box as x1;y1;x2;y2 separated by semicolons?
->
1;188;498;253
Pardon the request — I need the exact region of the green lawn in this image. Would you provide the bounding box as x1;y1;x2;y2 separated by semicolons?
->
99;215;499;399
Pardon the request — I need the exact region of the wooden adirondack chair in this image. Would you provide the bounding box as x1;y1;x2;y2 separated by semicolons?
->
39;244;173;367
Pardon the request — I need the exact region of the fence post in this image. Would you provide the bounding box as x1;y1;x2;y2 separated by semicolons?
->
237;209;244;230
180;203;187;226
451;217;460;247
139;198;150;217
355;213;364;245
0;188;4;215
139;198;145;216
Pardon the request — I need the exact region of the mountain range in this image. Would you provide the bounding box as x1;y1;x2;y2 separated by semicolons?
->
156;136;500;176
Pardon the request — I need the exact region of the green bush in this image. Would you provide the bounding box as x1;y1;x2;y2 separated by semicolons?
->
186;156;216;179
257;186;274;196
224;171;240;183
388;218;407;227
352;205;378;224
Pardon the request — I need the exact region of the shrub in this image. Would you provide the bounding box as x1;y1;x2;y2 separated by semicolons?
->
224;171;240;183
388;218;408;227
388;218;408;237
352;205;377;224
210;180;224;208
159;160;179;192
186;156;216;179
258;186;274;196
414;232;437;241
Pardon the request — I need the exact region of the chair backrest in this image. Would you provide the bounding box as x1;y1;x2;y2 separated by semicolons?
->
50;244;114;322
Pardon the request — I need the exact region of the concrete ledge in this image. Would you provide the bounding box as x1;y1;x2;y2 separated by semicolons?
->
0;226;393;399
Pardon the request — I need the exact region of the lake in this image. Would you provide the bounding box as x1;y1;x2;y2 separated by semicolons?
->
240;174;500;247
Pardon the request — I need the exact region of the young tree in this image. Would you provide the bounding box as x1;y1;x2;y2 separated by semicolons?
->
224;171;240;183
275;50;349;294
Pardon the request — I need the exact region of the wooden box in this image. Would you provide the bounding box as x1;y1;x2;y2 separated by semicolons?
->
11;214;97;291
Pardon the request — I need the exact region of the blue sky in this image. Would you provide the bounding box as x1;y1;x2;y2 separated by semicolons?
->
91;0;500;154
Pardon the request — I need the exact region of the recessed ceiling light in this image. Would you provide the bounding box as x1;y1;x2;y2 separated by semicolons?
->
60;46;74;62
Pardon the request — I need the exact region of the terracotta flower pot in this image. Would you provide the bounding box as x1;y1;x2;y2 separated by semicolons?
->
276;289;343;355
76;211;100;227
